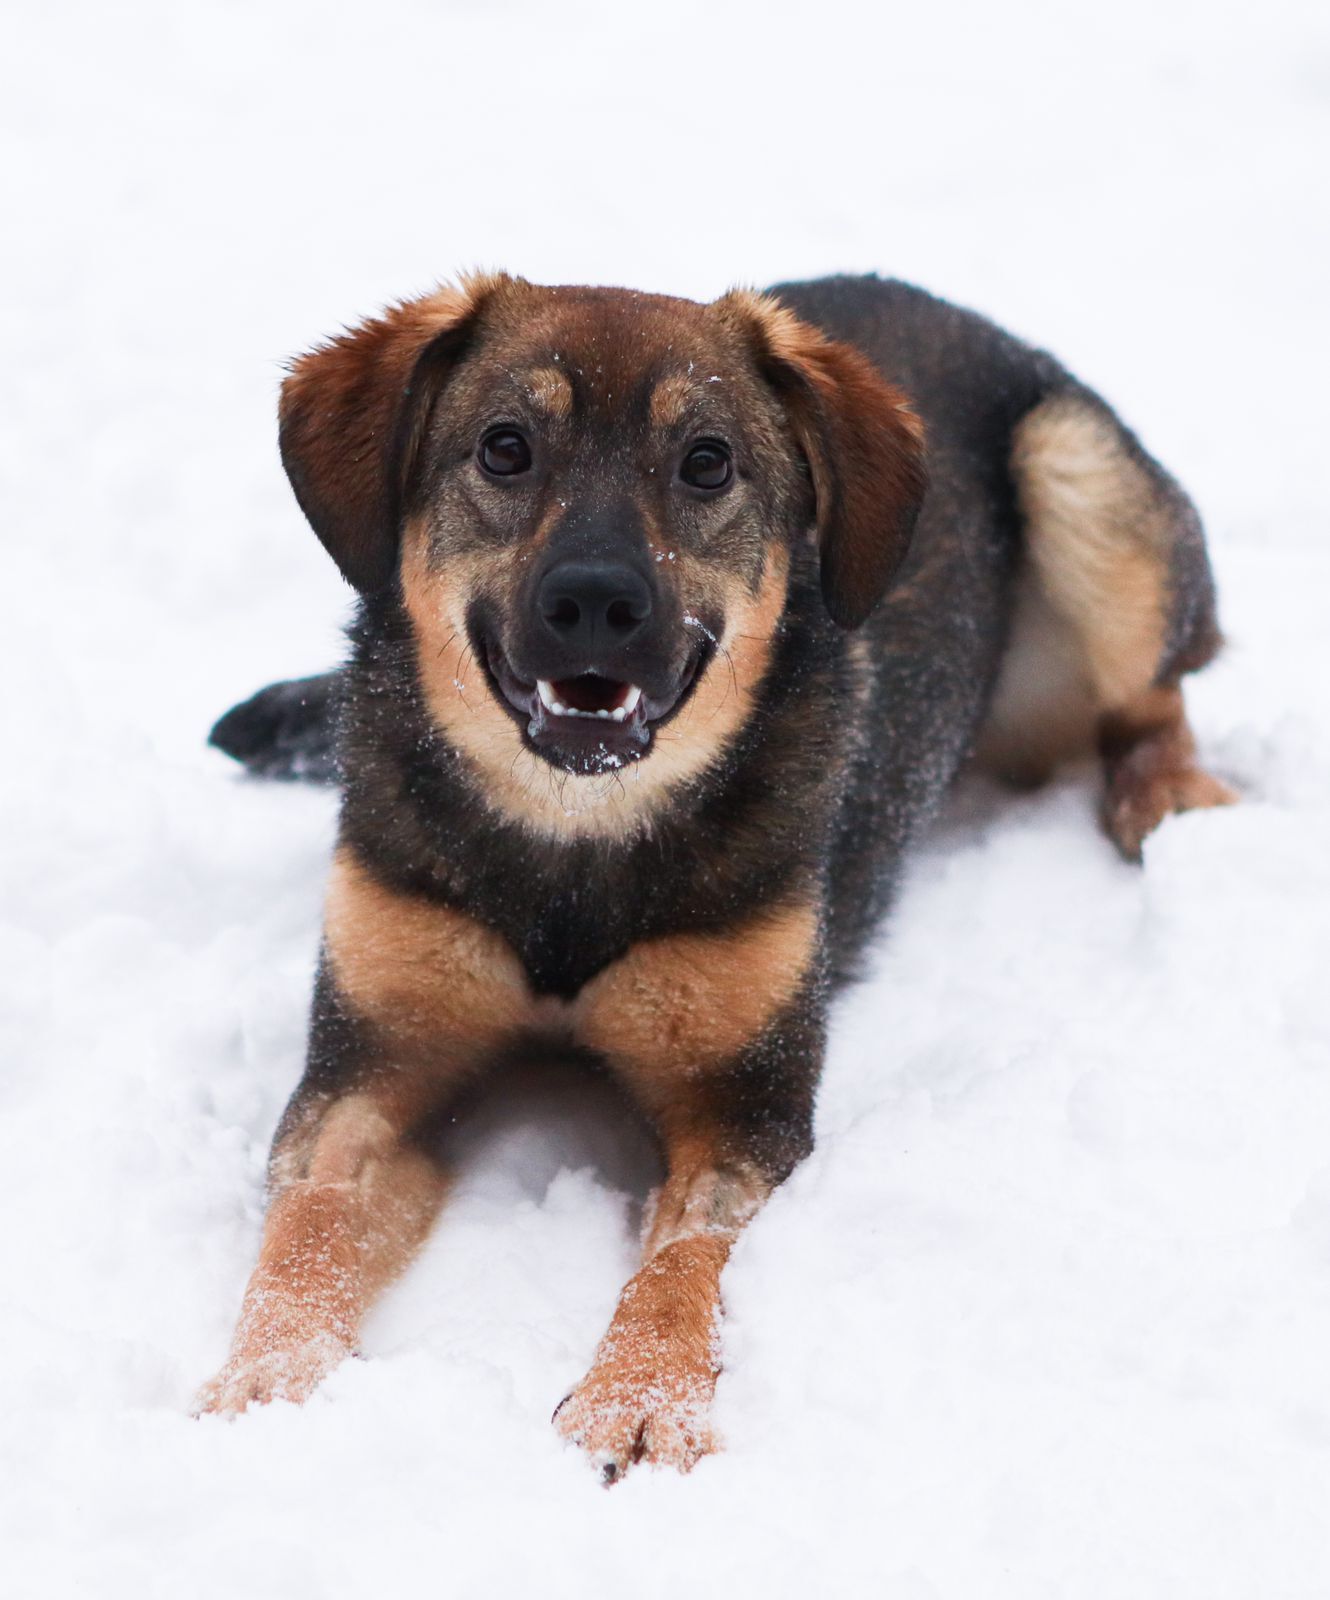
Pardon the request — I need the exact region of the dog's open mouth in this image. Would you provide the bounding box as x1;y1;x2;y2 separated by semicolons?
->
480;640;710;775
535;675;643;723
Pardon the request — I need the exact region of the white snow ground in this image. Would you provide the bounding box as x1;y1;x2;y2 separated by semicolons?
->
2;1;1329;1594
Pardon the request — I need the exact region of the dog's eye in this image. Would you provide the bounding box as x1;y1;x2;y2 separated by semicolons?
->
679;440;732;491
478;428;533;478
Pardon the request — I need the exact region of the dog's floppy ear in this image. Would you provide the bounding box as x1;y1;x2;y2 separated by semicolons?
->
717;290;927;630
278;273;511;592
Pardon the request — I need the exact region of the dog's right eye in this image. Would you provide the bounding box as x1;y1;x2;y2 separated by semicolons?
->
478;428;533;478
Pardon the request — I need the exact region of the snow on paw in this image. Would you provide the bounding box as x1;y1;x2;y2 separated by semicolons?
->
554;1239;728;1481
193;1331;350;1418
1105;763;1238;862
553;1363;719;1482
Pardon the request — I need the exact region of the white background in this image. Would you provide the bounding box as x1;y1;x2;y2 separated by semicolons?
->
2;1;1328;1595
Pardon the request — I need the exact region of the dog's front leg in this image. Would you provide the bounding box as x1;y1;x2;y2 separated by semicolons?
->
557;899;824;1480
195;1058;451;1416
198;845;532;1416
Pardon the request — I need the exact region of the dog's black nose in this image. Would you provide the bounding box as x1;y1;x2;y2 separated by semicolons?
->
536;560;653;654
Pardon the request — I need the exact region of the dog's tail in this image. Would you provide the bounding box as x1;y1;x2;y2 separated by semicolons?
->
208;671;341;783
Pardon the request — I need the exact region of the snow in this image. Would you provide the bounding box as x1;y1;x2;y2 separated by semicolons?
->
3;0;1329;1594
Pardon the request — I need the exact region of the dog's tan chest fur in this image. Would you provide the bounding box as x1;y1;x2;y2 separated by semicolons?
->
324;846;540;1055
325;845;818;1081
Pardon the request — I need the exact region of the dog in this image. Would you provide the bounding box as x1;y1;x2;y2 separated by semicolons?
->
198;272;1235;1479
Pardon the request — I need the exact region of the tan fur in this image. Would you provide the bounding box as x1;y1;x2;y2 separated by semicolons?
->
553;1126;771;1476
326;844;817;1087
552;1232;728;1476
976;394;1235;853
638;542;790;806
1014;393;1174;704
648;372;699;429
974;562;1099;783
324;843;537;1053
980;393;1180;783
523;365;573;420
846;632;876;712
1099;684;1238;860
403;524;791;838
576;895;817;1105
643;1139;769;1252
196;1085;448;1417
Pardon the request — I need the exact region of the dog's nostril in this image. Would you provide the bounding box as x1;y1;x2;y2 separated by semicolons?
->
605;598;641;631
545;596;581;630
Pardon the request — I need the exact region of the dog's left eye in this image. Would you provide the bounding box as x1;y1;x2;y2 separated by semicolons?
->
478;428;533;477
679;440;732;491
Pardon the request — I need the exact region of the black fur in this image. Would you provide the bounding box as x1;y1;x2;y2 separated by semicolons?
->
209;672;341;783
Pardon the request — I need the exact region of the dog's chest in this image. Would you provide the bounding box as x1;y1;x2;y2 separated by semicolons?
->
508;888;631;1001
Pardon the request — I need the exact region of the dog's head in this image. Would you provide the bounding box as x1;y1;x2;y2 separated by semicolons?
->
279;273;925;828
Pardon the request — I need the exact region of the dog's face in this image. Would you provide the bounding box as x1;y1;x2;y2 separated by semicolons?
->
279;274;925;829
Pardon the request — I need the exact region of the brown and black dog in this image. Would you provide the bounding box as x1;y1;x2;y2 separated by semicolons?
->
199;272;1235;1479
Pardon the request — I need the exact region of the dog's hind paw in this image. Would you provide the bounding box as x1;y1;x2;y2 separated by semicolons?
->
1104;761;1238;863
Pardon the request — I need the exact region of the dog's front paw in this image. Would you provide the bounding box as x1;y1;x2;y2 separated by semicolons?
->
553;1358;719;1482
554;1240;727;1482
193;1331;351;1418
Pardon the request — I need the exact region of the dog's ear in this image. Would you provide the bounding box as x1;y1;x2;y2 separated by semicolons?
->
717;290;927;630
278;273;511;592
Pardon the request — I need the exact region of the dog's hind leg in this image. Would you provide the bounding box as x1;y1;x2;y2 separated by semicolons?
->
978;388;1236;859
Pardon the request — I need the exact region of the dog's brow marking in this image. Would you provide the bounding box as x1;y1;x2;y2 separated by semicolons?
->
523;366;573;419
649;373;698;430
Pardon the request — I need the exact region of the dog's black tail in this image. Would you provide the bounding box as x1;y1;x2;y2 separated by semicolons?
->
208;671;341;783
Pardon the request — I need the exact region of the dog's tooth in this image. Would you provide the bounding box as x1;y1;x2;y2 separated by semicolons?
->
621;685;643;715
537;680;558;712
595;708;610;719
610;706;627;723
